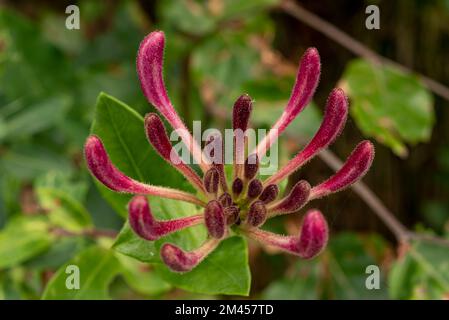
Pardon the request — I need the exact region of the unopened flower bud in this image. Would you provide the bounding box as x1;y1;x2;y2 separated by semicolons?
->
218;192;232;207
247;179;263;199
232;94;253;132
204;200;226;239
310;141;375;199
128;195;202;241
246;201;267;227
244;153;259;180
268;180;310;215
160;238;220;273
203;168;220;195
232;178;243;196
297;209;329;259
224;205;240;225
259;184;279;204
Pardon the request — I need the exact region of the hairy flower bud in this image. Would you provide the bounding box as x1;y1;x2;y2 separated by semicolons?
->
128;195;202;241
218;192;232;207
145;113;204;192
310;141;375;199
246;201;267;227
297;210;329;259
259;184;279;204
203;168;220;195
204;134;227;192
244;153;259;180
247;179;263;199
268;180;311;216
204;200;226;239
255;48;321;158
232;94;252;132
160;239;220;273
244;209;328;259
265;88;348;185
224;205;240;225
232;178;243;196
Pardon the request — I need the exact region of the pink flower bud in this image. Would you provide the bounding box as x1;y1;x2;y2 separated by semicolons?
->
258;184;279;204
204;134;228;192
255;48;321;158
244;209;328;259
128;195;202;241
218;192;232;207
265;88;348;185
145;113;204;192
232;178;243;196
160;238;220;273
137;31;207;172
84;135;205;206
267;180;311;216
282;48;321;130
296;209;329;259
232;94;252;132
224;206;240;225
244;153;259;180
204;200;226;239
203;168;220;195
247;179;263;199
246;201;267;227
310;141;375;199
137;31;171;114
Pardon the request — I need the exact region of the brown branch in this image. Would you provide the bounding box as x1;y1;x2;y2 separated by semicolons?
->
280;0;449;101
51;227;118;239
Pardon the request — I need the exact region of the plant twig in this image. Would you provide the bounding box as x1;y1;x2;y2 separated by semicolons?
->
51;227;118;239
279;0;449;101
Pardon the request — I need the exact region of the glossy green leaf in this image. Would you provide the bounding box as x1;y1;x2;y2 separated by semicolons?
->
90;92;191;217
0;216;53;269
112;221;159;263
341;59;434;157
42;246;122;300
117;254;171;296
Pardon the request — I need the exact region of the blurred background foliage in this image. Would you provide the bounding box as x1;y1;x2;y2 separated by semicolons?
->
0;0;448;299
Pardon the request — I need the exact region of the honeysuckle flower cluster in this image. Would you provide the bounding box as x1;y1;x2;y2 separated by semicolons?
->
84;31;375;273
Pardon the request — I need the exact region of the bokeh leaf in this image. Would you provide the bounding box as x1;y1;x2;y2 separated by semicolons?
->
389;241;449;299
42;246;121;300
341;59;434;157
0;216;53;269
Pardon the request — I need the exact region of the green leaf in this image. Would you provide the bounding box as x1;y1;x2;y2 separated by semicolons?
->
112;221;159;263
326;233;388;299
113;196;250;296
155;236;251;296
262;259;320;300
389;240;449;299
117;254;171;296
36;187;92;231
0;96;71;142
341;59;434;157
42;246;122;300
0;216;53;269
90;93;191;217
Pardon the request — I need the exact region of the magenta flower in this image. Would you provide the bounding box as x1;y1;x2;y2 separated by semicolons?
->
84;31;375;273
